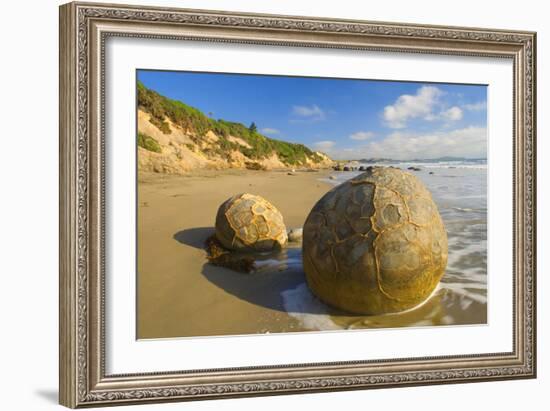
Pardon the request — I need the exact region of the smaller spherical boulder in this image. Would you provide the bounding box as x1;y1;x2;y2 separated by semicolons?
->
215;193;288;252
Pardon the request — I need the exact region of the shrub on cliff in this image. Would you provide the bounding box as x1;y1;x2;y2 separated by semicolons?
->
137;132;162;153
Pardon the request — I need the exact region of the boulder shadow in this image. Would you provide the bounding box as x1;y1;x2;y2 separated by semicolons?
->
201;263;303;313
200;247;328;314
172;229;339;315
173;227;214;249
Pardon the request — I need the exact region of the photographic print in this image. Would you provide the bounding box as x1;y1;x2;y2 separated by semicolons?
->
136;70;488;339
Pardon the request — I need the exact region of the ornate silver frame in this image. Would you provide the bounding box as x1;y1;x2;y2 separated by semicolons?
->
59;1;537;408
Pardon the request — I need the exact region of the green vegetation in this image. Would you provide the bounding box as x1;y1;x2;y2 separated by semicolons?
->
137;132;162;153
149;117;171;134
137;81;329;166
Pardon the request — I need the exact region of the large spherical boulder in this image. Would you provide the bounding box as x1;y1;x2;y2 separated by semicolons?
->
302;167;447;315
215;193;288;252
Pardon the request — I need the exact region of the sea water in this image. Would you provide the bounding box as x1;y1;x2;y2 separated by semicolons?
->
280;161;488;330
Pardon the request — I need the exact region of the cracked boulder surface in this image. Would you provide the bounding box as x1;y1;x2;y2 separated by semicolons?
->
215;193;288;252
303;167;448;315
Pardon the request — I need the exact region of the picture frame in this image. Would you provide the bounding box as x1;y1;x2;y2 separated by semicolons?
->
59;1;537;408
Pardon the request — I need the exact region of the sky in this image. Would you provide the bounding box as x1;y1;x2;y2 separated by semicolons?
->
137;70;487;160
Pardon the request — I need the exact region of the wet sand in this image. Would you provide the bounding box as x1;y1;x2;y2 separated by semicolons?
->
137;169;332;339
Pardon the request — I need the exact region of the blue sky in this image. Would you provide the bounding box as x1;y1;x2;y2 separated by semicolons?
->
137;70;487;160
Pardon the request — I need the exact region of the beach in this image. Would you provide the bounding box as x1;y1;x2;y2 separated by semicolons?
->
137;169;333;338
138;164;487;339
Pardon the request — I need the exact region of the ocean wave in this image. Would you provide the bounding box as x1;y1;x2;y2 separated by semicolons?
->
440;283;487;304
421;164;487;170
450;206;488;213
281;283;340;330
357;161;487;170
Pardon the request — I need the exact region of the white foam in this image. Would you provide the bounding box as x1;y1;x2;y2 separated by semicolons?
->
442;283;487;304
452;207;475;212
459;296;474;311
281;283;340;330
422;164;487;170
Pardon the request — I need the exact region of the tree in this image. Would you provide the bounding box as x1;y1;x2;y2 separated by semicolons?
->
248;122;257;133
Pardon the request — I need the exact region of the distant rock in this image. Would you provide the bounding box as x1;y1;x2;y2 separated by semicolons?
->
288;228;303;243
407;166;422;172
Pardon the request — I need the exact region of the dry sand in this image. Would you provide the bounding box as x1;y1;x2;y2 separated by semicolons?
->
137;169;332;339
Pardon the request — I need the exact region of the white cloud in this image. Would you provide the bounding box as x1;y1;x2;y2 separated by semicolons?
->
383;87;471;128
349;131;375;140
361;127;486;159
292;104;325;121
441;106;463;121
325;126;487;160
383;86;443;128
260;128;280;135
312;140;336;151
463;101;487;111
